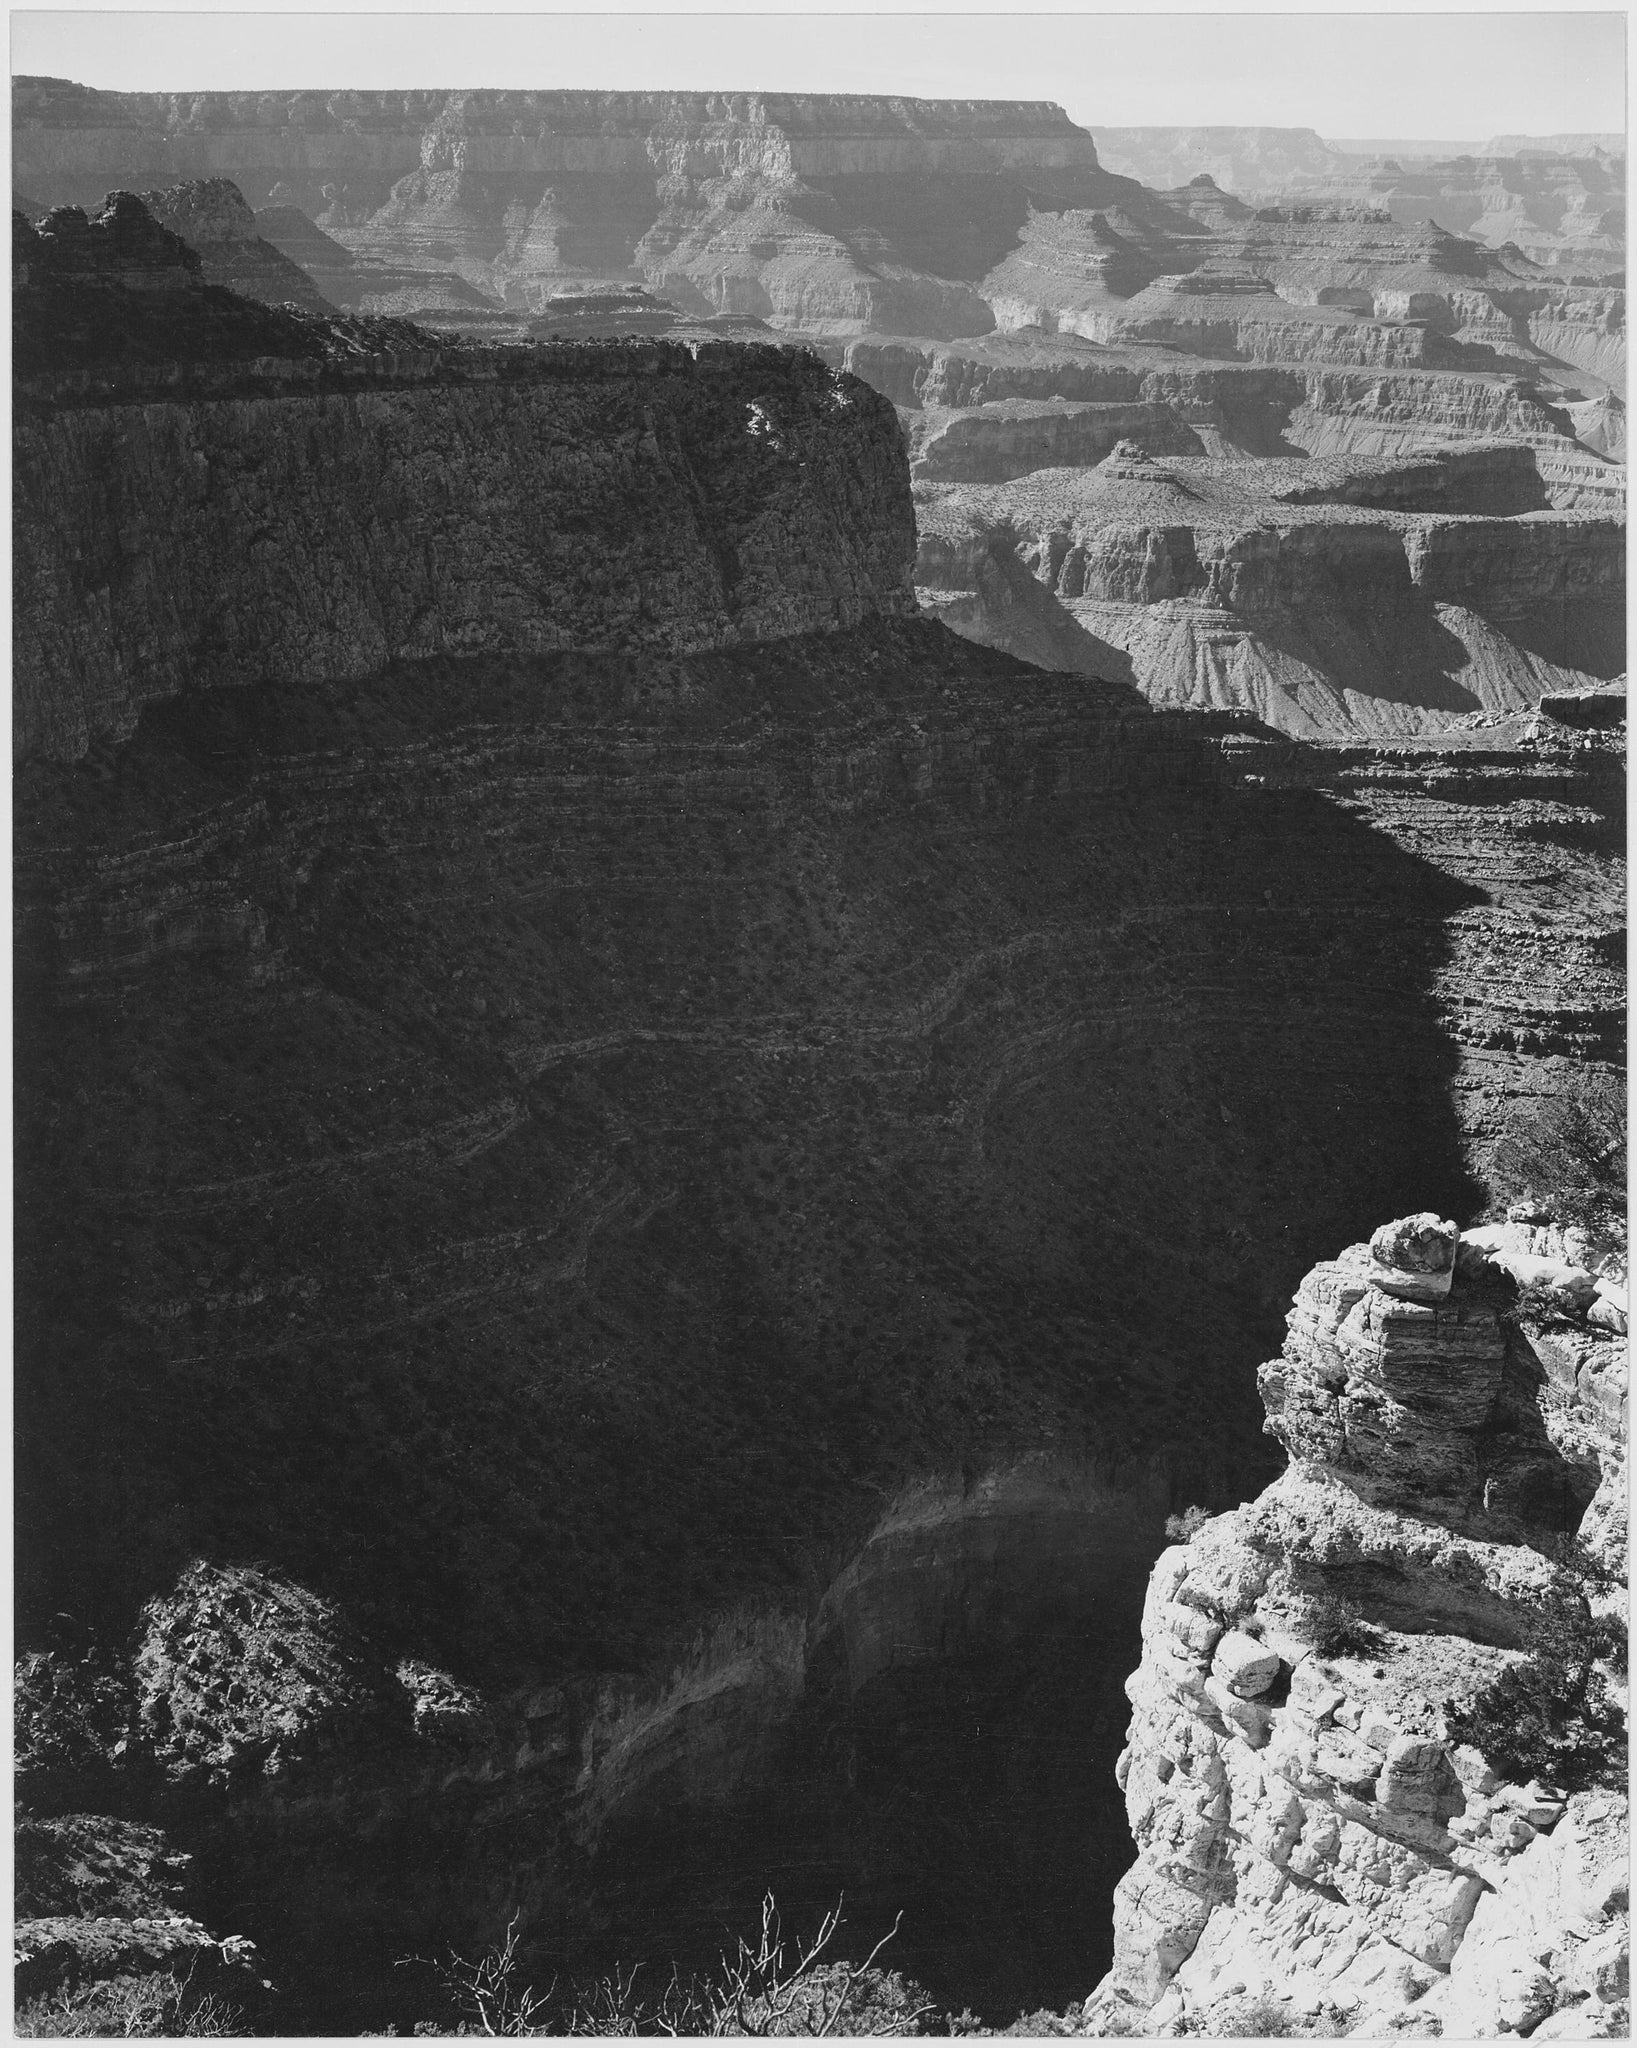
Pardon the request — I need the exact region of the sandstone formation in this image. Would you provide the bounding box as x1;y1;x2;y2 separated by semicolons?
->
1085;1217;1628;2038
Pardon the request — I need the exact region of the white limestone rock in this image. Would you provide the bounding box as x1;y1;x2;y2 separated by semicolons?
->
1211;1629;1281;1698
1083;1217;1627;2040
1368;1212;1459;1302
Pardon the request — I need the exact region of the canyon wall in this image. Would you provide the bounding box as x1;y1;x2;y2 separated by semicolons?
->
913;446;1625;739
15;338;915;762
18;604;1618;2019
822;334;1610;499
17;85;1621;391
13;83;1117;209
13;83;1150;328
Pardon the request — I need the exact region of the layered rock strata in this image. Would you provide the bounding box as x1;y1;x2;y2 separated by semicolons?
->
1086;1219;1628;2038
249;200;505;319
12;82;1158;330
15;81;1621;396
821;334;1611;505
1092;136;1625;280
914;447;1624;739
15;317;916;763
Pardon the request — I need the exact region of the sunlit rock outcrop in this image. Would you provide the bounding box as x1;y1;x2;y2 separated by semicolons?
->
1085;1216;1628;2038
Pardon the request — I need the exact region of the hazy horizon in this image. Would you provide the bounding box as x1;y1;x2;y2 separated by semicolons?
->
10;9;1627;141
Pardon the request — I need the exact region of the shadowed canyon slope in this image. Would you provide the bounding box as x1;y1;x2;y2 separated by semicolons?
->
12;177;1627;2030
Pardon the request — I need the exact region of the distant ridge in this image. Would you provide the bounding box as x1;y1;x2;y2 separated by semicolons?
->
1329;138;1486;159
1334;134;1624;159
1486;131;1625;155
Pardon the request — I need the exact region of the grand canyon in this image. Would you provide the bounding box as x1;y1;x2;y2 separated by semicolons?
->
12;68;1627;2041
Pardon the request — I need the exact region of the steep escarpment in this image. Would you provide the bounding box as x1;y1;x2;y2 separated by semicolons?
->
17;619;1511;1670
15;590;1623;2025
14;303;915;762
20;611;1545;2024
1085;1215;1627;2037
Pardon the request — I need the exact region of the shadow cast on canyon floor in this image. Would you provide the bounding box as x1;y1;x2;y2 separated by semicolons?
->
14;622;1489;2027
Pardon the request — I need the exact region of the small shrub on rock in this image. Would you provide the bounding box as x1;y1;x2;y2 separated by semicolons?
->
1282;1563;1387;1659
15;1646;136;1798
1164;1505;1212;1543
1177;1992;1347;2038
1488;1077;1626;1267
1447;1560;1626;1794
1303;1594;1387;1661
407;1893;940;2037
16;1968;245;2037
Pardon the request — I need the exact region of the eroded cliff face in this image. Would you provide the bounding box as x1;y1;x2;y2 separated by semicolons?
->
1085;1218;1628;2039
18;82;1622;402
15;621;1621;2020
12;82;1150;331
822;333;1615;508
913;446;1625;739
15;337;915;763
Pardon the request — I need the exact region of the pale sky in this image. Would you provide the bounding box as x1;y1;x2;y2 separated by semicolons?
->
9;7;1628;139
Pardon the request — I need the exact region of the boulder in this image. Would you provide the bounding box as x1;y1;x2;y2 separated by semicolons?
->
1211;1630;1282;1698
1376;1734;1462;1818
1495;1250;1599;1314
1368;1213;1459;1302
